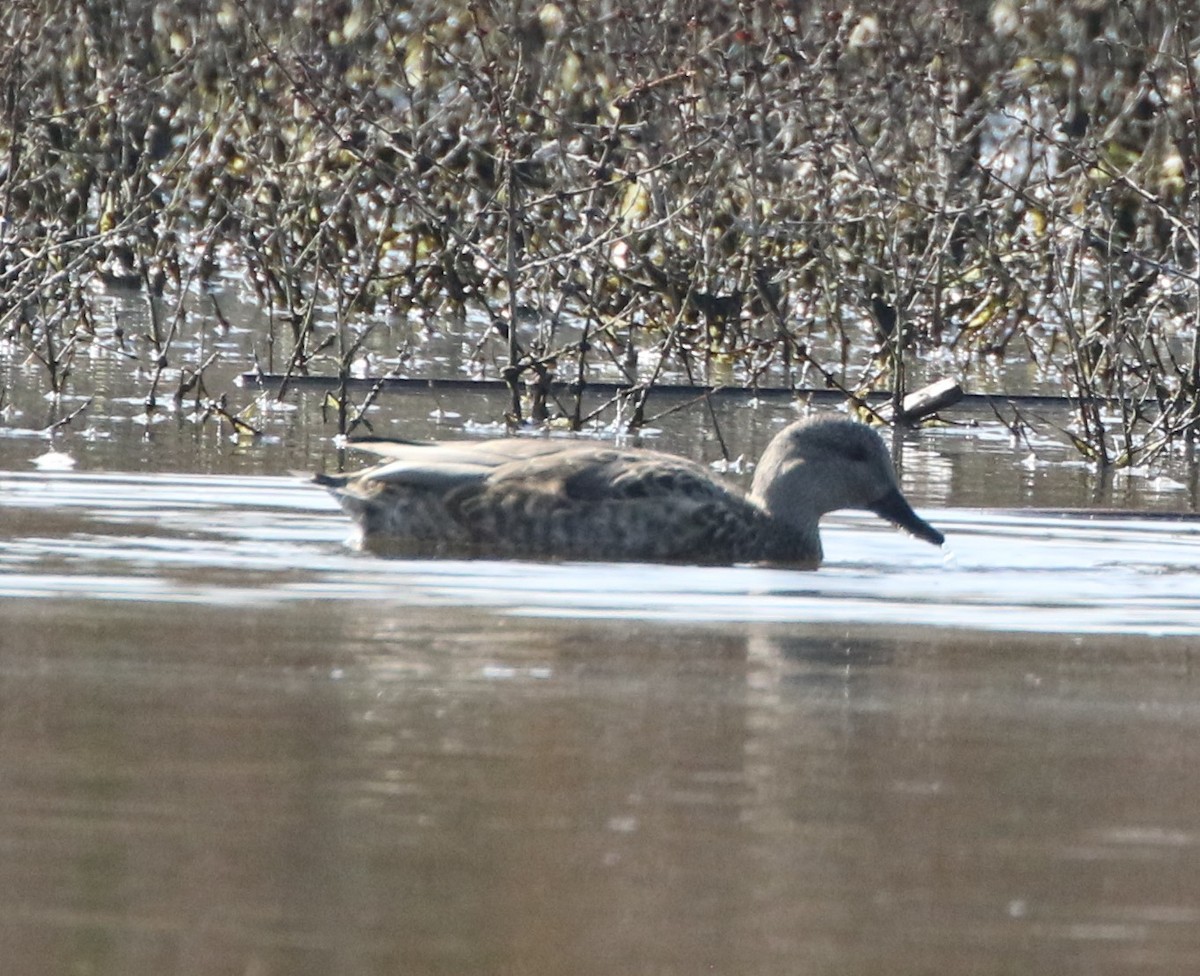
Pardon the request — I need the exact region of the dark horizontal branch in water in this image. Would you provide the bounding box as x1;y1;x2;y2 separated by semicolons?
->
238;372;1104;412
241;372;838;399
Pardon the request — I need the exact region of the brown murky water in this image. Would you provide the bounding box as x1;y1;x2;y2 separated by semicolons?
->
3;597;1200;975
2;466;1200;975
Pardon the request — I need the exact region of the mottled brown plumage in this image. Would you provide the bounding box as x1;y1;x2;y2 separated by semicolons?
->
314;415;944;567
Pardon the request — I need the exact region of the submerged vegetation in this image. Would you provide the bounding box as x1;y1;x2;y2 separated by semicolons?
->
2;0;1200;466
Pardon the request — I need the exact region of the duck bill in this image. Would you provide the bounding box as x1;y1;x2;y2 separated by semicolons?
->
868;487;945;547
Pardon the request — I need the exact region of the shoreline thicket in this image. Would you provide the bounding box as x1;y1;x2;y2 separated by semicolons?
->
2;0;1199;465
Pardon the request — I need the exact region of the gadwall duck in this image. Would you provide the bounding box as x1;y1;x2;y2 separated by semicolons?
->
314;415;944;568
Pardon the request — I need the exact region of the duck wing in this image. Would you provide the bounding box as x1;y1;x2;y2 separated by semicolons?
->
327;438;776;564
448;447;768;563
347;438;732;501
501;447;734;502
345;437;572;491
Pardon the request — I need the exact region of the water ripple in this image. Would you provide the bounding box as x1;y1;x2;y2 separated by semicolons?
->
2;471;1198;635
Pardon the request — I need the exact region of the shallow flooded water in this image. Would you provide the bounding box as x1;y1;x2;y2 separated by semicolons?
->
3;466;1200;975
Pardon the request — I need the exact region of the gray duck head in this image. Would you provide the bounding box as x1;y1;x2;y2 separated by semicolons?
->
750;416;944;548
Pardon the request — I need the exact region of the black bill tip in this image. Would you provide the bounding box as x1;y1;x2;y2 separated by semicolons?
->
868;487;945;548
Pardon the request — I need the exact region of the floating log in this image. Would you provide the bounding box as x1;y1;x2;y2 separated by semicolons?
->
875;378;965;424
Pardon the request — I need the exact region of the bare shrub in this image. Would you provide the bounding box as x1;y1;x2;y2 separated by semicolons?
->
1;0;1198;462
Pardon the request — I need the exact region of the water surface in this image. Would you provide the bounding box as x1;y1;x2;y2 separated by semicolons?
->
3;469;1200;974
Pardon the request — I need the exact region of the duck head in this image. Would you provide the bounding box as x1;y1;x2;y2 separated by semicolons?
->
750;416;945;548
